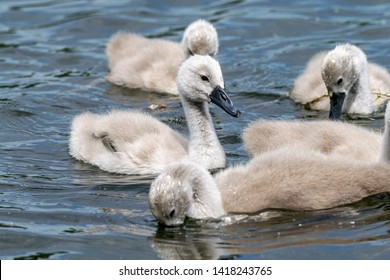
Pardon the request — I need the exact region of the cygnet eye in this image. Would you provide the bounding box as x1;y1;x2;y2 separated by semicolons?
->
201;75;209;82
337;78;343;85
169;209;175;218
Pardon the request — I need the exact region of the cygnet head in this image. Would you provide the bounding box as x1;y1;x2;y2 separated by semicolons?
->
181;19;219;58
149;164;191;227
321;44;369;119
177;54;240;117
149;161;225;226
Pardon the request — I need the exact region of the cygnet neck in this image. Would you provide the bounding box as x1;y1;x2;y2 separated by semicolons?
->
183;162;225;219
180;96;226;170
343;59;374;114
380;107;390;162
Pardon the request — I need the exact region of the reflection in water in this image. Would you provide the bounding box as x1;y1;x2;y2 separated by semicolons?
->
149;212;283;259
151;225;223;260
15;251;68;260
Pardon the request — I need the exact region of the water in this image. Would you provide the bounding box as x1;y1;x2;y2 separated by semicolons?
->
1;0;390;260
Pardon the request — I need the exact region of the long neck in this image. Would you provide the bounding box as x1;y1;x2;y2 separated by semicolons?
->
380;110;390;162
188;169;226;219
343;65;374;114
181;97;226;169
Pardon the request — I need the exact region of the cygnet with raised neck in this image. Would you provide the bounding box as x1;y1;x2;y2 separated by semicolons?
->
69;55;240;175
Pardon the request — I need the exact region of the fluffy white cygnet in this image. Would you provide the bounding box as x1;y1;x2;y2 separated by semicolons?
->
149;146;390;226
242;102;390;162
243;119;381;162
105;19;219;94
290;43;390;118
69;55;240;175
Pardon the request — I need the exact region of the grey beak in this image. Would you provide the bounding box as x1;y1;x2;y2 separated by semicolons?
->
210;85;241;118
329;92;346;120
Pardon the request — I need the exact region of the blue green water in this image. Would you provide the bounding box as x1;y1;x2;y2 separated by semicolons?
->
1;0;390;259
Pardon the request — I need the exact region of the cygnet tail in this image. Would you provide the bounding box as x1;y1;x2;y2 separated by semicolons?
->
69;112;141;174
69;112;105;162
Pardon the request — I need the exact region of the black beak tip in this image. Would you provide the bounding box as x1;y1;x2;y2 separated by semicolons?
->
329;92;346;120
329;112;340;120
210;86;241;118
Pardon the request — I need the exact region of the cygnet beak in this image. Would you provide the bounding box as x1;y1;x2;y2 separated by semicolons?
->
329;92;346;120
157;219;184;228
210;85;241;118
